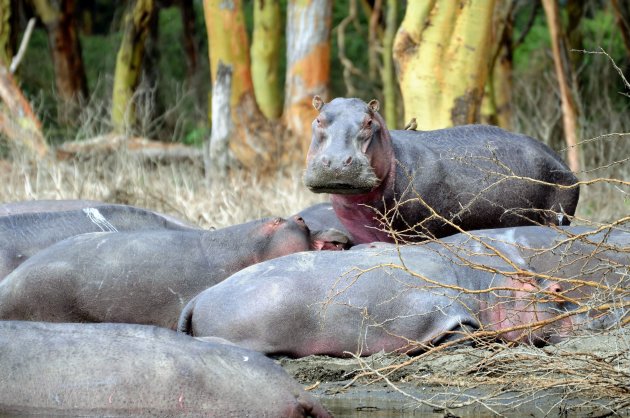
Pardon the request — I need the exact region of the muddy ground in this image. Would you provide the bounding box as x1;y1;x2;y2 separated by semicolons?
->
279;328;629;417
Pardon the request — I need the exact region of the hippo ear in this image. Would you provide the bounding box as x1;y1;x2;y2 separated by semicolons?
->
367;99;380;113
312;95;324;112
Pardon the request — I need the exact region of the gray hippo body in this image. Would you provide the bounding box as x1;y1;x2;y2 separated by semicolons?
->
178;245;578;357
0;204;199;280
0;216;345;328
0;321;331;417
0;199;107;215
303;97;579;243
430;226;629;306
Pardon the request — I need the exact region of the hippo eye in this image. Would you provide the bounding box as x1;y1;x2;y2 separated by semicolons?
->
272;217;283;226
316;118;322;127
365;118;372;128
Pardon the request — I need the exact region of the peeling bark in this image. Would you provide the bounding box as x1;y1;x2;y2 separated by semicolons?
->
283;0;332;160
393;1;496;130
205;62;233;184
203;0;277;171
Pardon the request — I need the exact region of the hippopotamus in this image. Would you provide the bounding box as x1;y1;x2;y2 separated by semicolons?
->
296;202;352;245
303;97;580;243
178;246;583;357
0;321;331;417
431;226;629;322
0;199;107;215
0;203;200;280
0;216;347;328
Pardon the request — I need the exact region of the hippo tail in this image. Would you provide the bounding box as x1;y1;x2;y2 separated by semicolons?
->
177;296;197;335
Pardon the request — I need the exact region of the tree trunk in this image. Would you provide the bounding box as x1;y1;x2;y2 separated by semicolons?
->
283;0;332;159
393;1;496;130
0;66;48;158
0;0;11;67
612;0;630;59
179;0;197;85
203;0;277;171
31;0;88;125
482;1;513;129
205;62;233;186
251;0;282;120
381;0;397;128
542;0;580;173
111;0;153;134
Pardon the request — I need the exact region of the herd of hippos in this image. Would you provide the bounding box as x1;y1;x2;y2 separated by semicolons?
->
0;97;627;416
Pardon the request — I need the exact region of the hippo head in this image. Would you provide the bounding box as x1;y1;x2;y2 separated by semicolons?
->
303;97;392;195
258;216;349;262
484;274;574;346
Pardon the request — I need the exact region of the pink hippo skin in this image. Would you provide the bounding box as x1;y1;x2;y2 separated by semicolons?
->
303;97;579;244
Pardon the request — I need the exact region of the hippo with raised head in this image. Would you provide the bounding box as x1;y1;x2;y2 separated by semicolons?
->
178;246;586;357
0;203;199;280
0;216;347;328
0;321;331;417
303;97;580;243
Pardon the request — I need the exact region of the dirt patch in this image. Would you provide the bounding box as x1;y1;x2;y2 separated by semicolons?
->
279;328;630;416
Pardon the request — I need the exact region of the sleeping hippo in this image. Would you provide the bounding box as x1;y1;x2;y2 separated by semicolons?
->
296;202;352;245
303;97;580;243
0;203;200;280
0;216;347;328
0;321;331;417
178;245;586;357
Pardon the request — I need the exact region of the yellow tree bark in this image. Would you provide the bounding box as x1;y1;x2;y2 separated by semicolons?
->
542;0;580;173
111;0;153;133
203;0;277;171
283;0;332;159
251;0;282;120
393;1;496;130
0;0;11;67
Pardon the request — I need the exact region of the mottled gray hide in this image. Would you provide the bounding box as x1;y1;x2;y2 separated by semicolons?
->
0;216;345;328
304;97;580;244
178;243;584;357
0;321;331;417
0;204;199;280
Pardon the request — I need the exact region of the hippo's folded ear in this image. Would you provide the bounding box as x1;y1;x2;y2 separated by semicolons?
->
368;99;380;113
313;95;324;111
311;228;350;251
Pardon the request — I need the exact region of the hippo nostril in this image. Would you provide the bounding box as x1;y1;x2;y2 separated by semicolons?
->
343;156;353;166
321;157;331;168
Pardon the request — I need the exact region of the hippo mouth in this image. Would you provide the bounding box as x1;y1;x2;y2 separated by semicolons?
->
307;184;374;195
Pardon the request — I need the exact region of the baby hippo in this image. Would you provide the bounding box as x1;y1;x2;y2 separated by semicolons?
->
0;216;347;329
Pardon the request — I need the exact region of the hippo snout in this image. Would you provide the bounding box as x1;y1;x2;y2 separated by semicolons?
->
304;154;380;194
